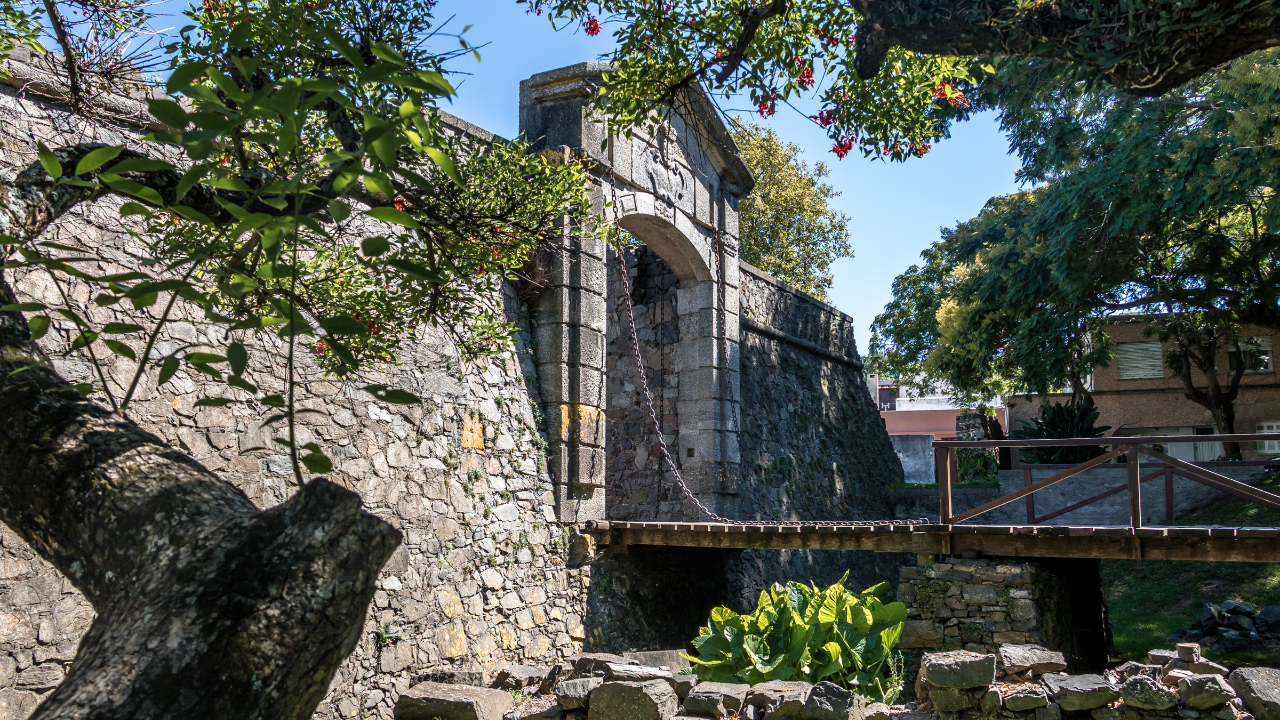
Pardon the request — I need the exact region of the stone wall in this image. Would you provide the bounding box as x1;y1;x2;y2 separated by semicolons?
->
898;557;1111;677
1;80;590;720
989;466;1268;526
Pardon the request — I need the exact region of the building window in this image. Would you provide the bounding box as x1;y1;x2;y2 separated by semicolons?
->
1229;337;1273;374
1259;421;1280;454
1117;342;1164;380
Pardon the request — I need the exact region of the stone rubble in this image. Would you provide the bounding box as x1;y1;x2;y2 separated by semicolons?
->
1170;603;1278;655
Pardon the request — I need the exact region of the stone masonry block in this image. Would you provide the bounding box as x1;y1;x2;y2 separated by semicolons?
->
538;364;605;407
543;251;607;292
551;482;606;523
538;287;607;333
676;282;717;314
610;135;633;184
677;308;740;344
677;397;732;431
535;323;605;367
546;402;607;447
678;368;741;403
547;443;607;488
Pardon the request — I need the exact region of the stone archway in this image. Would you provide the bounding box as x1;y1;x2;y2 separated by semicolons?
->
519;63;753;521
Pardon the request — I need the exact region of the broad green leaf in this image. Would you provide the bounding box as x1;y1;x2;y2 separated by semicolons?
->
26;316;50;340
75;146;124;176
425;147;463;186
147;98;189;129
107;158;176;174
104;339;136;360
1;302;45;312
194;397;233;406
186;352;226;364
37;143;61;179
301;449;333;473
362;236;391;257
320;316;370;336
228;341;248;375
158;356;179;385
367;206;421;229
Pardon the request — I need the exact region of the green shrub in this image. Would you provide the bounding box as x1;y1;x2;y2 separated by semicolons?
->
957;447;998;483
680;573;907;702
1009;396;1111;464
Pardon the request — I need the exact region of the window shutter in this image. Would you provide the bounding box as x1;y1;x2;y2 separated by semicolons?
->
1117;342;1164;380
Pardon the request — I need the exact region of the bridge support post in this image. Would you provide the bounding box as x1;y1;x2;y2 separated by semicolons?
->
1127;447;1142;528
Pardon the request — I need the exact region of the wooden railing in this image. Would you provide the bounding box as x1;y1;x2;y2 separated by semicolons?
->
933;434;1280;527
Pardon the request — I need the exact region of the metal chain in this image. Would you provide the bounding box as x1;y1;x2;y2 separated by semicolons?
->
602;144;924;528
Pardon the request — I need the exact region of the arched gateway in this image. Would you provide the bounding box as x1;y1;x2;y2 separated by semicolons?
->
520;63;755;521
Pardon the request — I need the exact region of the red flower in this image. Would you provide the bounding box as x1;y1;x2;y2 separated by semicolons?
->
797;63;815;88
811;110;836;127
584;16;601;35
757;100;775;118
911;142;932;157
315;340;328;355
367;321;382;336
831;136;854;159
393;196;406;211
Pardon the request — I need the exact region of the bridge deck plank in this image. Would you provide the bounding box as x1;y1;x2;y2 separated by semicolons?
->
592;522;1280;562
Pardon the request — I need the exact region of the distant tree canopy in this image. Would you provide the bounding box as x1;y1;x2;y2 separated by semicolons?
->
729;120;851;300
870;50;1280;410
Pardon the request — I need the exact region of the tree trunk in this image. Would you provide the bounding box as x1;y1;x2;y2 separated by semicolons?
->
0;274;399;719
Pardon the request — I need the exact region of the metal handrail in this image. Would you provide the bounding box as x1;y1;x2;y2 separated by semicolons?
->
931;433;1280;527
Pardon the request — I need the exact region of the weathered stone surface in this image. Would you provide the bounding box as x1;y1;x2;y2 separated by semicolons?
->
1041;673;1119;712
922;650;997;689
672;674;699;700
395;682;516;720
1037;702;1062;720
1000;645;1068;677
496;665;548;691
1149;650;1178;667
899;621;945;649
510;704;564;720
557;678;604;710
1114;662;1161;681
864;702;892;720
1091;707;1121;720
748;680;813;719
683;682;751;718
1121;675;1178;710
606;663;674;684
587;680;677;720
14;664;61;692
1229;667;1280;720
572;653;636;675
1181;675;1238;710
1004;684;1050;711
1179;643;1203;662
623;650;691;672
800;682;865;720
929;687;972;712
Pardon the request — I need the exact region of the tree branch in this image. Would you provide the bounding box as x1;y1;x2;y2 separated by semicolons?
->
714;0;788;84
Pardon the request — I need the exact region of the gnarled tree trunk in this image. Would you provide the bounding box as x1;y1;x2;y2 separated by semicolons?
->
0;272;400;718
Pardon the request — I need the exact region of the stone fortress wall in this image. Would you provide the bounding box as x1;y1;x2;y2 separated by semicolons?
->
0;55;904;719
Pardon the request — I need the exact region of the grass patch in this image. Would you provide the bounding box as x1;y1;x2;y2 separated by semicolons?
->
1102;472;1280;665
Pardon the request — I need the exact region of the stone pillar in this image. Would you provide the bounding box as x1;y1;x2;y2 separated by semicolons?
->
674;190;742;518
520;66;612;524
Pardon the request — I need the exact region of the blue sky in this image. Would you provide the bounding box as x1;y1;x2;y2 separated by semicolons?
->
144;0;1025;352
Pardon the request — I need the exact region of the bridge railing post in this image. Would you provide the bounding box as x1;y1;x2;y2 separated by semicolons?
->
1127;444;1142;528
936;446;953;523
1165;467;1175;525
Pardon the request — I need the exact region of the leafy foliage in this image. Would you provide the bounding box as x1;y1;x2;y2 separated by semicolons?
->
526;0;980;161
2;0;594;484
681;573;907;703
730;120;851;300
1008;397;1110;465
956;448;996;484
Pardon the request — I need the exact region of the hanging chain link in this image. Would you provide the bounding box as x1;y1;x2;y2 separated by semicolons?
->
602;141;924;527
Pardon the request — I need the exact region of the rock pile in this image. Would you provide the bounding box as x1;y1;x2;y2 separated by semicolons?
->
915;644;1280;720
392;652;875;720
1169;602;1279;655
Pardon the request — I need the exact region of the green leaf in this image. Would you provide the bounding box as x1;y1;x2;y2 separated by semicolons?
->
158;356;179;385
194;397;233;406
261;394;286;407
364;384;421;404
37;143;61;179
367;206;421;229
328;199;351;222
26;316;50;340
190;362;223;380
72;383;93;396
98;176;165;206
70;330;98;350
167;62;210;93
227;375;257;393
425;147;463;187
186;352;226;364
228;341;247;375
107;158;176;174
320;315;370;336
104;339;136;360
147;98;189;129
362;236;391;257
74;146;124;176
1;302;45;312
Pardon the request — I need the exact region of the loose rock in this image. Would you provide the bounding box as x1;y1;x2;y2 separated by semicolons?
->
800;681;866;720
556;678;603;710
571;653;637;676
1179;644;1204;662
1121;675;1179;710
748;680;813;719
922;650;997;689
1229;667;1280;720
496;666;547;691
395;682;516;720
683;681;751;718
1000;645;1068;677
587;680;677;720
1150;650;1178;667
672;674;699;700
607;663;674;685
1041;673;1120;712
1181;675;1239;710
1003;684;1050;711
864;702;892;720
